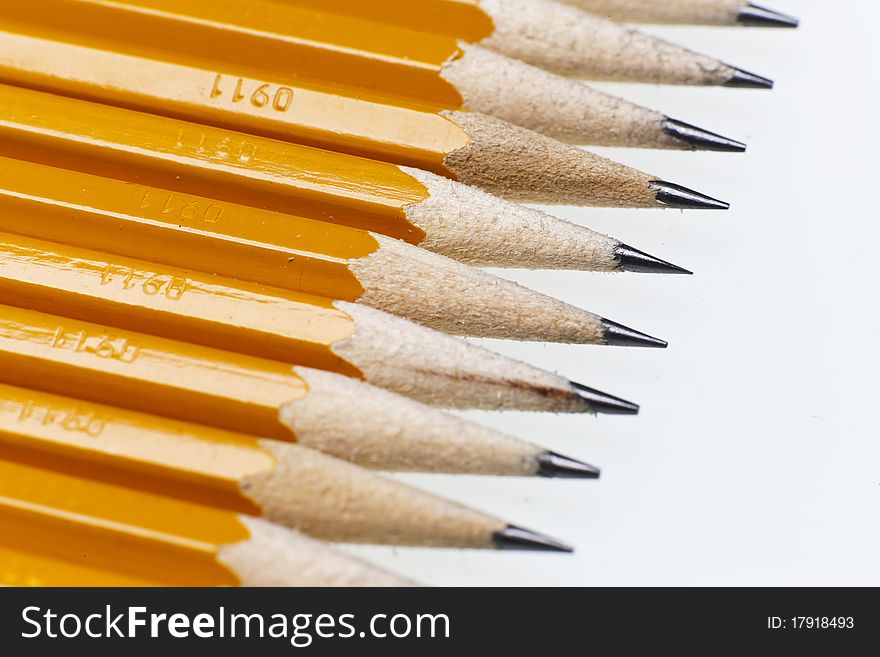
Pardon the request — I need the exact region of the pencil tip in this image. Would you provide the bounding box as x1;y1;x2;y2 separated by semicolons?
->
651;181;730;210
569;381;640;415
493;525;574;553
663;117;747;152
724;67;775;89
738;3;799;27
536;452;601;479
600;318;668;349
614;243;693;275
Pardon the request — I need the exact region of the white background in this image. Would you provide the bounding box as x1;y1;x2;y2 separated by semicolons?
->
344;0;880;585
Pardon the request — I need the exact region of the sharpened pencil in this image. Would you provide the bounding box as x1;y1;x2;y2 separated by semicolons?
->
0;382;601;479
0;91;729;273
0;171;671;350
0;230;644;410
0;0;745;151
0;156;691;275
284;0;796;30
553;0;799;27
1;393;576;548
0;456;416;586
469;0;775;87
0;47;729;208
277;0;773;87
0;304;624;473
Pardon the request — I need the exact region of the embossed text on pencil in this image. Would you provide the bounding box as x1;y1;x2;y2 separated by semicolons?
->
50;326;141;363
209;74;294;113
17;400;106;436
174;126;258;163
137;189;225;225
99;264;188;300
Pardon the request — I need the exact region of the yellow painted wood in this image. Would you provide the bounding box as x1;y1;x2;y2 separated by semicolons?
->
0;454;247;586
0;543;165;586
0;304;308;441
0;21;471;172
0;230;363;376
276;0;494;40
0;382;276;514
0;0;469;106
0;84;431;243
0;156;374;298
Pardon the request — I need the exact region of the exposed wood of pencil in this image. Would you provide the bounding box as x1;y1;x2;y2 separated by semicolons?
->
439;47;746;149
352;234;653;345
337;302;622;411
556;0;799;27
282;368;603;476
0;0;744;150
0;304;609;473
224;517;415;585
0;456;411;586
405;167;691;269
438;110;656;205
245;442;507;546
